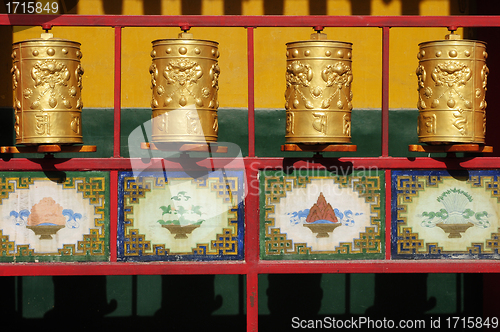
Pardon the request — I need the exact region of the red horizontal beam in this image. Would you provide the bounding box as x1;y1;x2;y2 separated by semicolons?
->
0;261;249;276
0;157;498;171
1;260;499;276
258;260;500;274
1;14;500;28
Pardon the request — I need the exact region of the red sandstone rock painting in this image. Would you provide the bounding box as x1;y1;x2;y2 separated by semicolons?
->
303;193;341;238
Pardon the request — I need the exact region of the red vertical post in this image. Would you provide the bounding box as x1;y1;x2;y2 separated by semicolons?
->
245;166;260;331
109;171;118;261
247;271;259;331
114;26;122;158
247;27;256;157
381;27;390;157
382;27;391;260
385;170;392;260
246;26;258;331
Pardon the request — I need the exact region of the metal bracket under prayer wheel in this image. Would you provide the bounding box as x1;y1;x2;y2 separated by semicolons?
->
141;142;228;153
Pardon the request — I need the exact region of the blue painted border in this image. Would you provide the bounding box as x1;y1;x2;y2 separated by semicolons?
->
392;169;500;259
117;170;245;261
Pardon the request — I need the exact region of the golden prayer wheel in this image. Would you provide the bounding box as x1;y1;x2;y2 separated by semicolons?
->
416;32;488;144
150;32;220;143
12;33;84;145
285;33;353;144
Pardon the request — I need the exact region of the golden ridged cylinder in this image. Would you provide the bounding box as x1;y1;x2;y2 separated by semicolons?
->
285;34;353;144
150;33;220;143
416;34;488;144
12;34;84;145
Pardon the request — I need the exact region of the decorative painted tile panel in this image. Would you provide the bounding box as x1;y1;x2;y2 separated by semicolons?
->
260;170;384;259
118;170;244;261
392;170;500;259
0;172;109;262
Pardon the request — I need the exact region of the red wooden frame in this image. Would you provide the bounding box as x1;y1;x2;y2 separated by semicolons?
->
2;14;500;330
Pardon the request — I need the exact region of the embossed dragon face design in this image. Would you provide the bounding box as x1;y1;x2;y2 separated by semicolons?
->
27;60;78;110
31;60;71;89
164;59;203;86
286;61;313;88
432;61;471;87
321;62;352;88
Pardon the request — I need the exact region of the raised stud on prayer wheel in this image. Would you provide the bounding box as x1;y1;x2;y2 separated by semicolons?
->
12;33;84;145
150;32;220;144
416;32;488;144
285;32;353;144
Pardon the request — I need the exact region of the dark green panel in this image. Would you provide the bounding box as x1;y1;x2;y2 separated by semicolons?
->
21;276;54;318
119;108;248;158
389;109;421;158
120;108;151;159
255;109;383;157
218;108;248;157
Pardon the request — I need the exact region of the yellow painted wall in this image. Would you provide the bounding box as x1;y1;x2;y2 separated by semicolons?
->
6;0;467;109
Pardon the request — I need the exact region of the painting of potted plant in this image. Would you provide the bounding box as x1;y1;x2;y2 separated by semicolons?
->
157;191;205;239
420;188;490;238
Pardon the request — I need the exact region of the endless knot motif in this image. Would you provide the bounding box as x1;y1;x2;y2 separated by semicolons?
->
211;228;238;255
265;176;294;204
486;229;500;252
266;228;306;255
123;177;154;204
353;227;380;253
398;227;424;254
125;229;151;256
477;176;500;201
63;177;106;205
0;230;15;256
333;176;380;204
192;176;238;205
0;177;35;204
